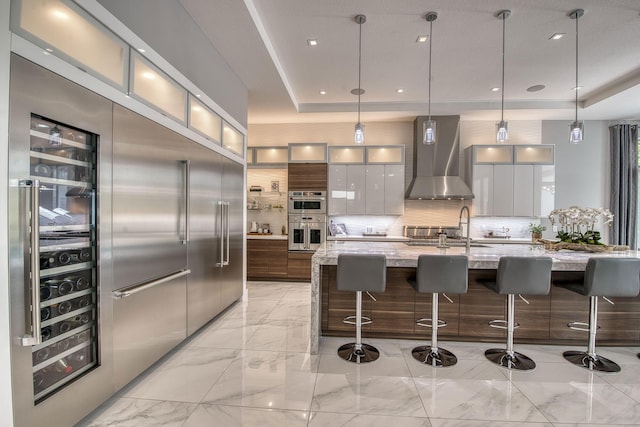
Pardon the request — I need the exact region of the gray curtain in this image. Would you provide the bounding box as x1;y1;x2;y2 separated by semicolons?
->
609;124;638;248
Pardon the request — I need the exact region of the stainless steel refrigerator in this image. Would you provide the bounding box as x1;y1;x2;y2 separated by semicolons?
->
8;54;115;427
8;54;245;425
110;105;244;388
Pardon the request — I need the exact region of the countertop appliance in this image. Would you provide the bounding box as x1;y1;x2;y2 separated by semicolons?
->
289;214;326;251
288;190;326;214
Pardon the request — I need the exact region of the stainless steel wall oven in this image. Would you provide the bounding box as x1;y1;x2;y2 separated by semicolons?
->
288;214;326;251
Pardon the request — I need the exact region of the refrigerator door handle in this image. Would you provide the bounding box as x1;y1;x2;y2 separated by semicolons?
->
223;202;230;266
304;223;310;250
19;179;42;346
112;269;191;299
216;201;224;267
180;160;190;244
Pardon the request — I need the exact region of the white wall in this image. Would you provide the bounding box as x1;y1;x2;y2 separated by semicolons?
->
96;0;249;128
1;0;15;424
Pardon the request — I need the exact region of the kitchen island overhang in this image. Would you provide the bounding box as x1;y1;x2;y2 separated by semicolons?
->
310;241;640;354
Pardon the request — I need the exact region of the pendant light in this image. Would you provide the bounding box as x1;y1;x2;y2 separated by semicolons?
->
569;9;584;144
496;10;510;143
423;12;438;145
353;14;366;144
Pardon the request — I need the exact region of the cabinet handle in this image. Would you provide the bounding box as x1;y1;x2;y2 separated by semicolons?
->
113;269;191;299
20;179;41;346
216;201;224;267
224;202;230;266
181;160;190;244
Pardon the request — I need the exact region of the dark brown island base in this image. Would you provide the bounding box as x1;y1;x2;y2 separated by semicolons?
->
310;241;640;354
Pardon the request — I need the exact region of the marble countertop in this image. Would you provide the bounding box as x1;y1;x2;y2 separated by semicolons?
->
312;240;639;271
246;234;288;240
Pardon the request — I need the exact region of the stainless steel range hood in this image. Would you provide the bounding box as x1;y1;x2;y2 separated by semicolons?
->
405;115;474;200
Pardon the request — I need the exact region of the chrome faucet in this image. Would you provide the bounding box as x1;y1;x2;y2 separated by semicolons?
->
459;206;471;253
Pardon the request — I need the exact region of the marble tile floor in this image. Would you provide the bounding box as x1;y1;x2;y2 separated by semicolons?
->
79;281;640;426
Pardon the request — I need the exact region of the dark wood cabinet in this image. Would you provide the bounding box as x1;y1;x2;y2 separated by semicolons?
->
320;266;640;345
247;239;288;280
288;163;327;191
287;251;313;280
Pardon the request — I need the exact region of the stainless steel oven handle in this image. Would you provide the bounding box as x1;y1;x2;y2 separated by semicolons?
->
112;269;191;299
181;160;190;244
305;223;310;250
20;179;41;346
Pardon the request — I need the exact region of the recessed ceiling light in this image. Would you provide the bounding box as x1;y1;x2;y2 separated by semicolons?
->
137;48;146;53
45;48;53;52
527;84;546;92
572;85;583;91
307;39;318;46
396;88;404;93
195;94;201;98
549;33;565;40
319;90;327;95
490;87;501;92
416;35;428;43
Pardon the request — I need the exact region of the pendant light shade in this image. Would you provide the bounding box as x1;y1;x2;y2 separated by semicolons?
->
353;14;366;144
496;10;510;143
423;12;438;145
569;9;584;144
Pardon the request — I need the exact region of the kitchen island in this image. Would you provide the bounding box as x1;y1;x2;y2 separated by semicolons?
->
310;241;640;354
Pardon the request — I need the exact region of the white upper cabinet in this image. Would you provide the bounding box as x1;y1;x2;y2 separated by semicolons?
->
466;145;554;217
328;146;365;164
384;164;405;216
365;165;385;215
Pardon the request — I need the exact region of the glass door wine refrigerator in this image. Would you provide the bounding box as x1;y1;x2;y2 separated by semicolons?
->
8;54;114;427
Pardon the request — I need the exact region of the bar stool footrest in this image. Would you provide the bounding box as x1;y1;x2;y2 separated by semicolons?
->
563;350;620;373
337;342;380;364
412;345;457;367
488;319;520;330
485;348;536;370
416;318;447;329
567;321;599;332
342;315;372;326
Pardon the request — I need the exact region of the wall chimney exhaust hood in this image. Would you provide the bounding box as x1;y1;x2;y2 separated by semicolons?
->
405;115;474;200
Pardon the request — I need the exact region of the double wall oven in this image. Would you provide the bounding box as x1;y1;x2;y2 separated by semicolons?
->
288;191;326;251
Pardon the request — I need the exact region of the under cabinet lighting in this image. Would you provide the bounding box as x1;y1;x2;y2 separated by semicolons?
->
396;88;404;93
491;87;500;92
307;39;318;46
319;90;327;95
549;33;565;40
416;35;428;43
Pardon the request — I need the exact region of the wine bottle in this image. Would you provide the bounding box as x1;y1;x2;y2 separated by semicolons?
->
40;285;52;301
78;248;91;262
57;279;74;295
40;326;52;341
40;307;51;321
34;347;50;362
56;338;70;353
33;371;46;389
54;358;73;374
56;300;72;315
74;275;90;290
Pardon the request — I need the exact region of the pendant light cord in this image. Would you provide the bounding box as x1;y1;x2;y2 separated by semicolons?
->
501;13;506;122
428;19;433;120
574;12;579;123
357;19;362;124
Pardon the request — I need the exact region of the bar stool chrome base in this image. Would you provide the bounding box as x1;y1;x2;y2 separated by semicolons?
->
412;345;457;367
338;343;380;364
485;348;536;371
563;350;621;373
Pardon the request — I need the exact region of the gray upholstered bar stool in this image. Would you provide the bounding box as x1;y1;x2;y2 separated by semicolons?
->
409;254;468;367
336;253;386;364
478;256;552;371
555;257;640;373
